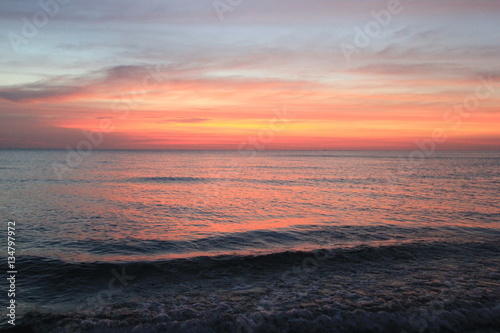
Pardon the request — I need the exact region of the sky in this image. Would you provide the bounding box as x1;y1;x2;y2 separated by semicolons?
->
0;0;499;150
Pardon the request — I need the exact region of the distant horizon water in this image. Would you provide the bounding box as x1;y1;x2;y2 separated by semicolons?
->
2;148;500;151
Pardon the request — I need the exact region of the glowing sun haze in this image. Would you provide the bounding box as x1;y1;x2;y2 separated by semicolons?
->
0;0;499;150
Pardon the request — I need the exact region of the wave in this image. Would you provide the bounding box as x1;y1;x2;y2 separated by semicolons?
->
18;224;499;259
130;175;498;186
9;238;499;291
131;176;209;183
129;176;392;186
3;240;499;332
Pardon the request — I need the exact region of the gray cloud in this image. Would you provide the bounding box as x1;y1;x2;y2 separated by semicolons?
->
0;85;84;103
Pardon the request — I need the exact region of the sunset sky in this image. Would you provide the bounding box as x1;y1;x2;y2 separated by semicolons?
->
0;0;499;150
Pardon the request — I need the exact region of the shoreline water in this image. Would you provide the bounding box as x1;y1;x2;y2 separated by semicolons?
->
2;238;499;332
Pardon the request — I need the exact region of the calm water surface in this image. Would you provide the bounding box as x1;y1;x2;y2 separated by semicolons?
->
1;150;498;262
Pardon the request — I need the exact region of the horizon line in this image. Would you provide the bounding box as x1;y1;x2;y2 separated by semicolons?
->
1;148;499;152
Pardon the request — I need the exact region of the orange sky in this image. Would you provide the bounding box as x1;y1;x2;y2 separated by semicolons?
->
0;0;499;150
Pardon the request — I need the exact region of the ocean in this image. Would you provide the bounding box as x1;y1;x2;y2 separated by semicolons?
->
0;150;499;332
